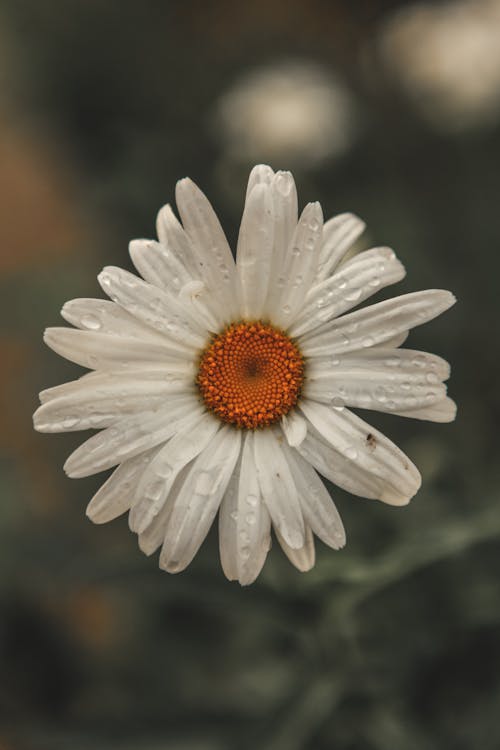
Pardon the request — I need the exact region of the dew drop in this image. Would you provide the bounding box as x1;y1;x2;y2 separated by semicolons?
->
146;480;164;501
330;396;345;411
157;463;173;479
412;355;426;368
385;356;400;367
81;314;102;330
345;288;362;303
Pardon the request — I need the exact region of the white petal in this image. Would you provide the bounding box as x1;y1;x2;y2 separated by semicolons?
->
64;398;201;478
44;327;188;370
61;298;167;343
159;425;241;573
129;413;220;534
86;448;158;524
372;331;409;349
98;266;206;347
299;399;421;505
263;171;298;318
253;429;305;548
129;240;221;331
175;178;238;322
290;247;406;337
281;410;308;447
217;458;241;582
297;425;384;500
300;290;456;357
307;348;451;380
129;239;191;293
271;202;323;328
236;182;274;318
245;164;274;195
156;203;201;278
137;492;174;556
34;371;193;432
137;463;192;556
284;445;345;549
276;524;315;572
394;396;457;422
219;431;272;585
305;352;448;414
314;212;366;283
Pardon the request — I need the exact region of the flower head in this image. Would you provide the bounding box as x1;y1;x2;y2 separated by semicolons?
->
34;165;456;584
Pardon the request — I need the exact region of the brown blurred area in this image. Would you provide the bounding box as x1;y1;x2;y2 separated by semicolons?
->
1;1;500;749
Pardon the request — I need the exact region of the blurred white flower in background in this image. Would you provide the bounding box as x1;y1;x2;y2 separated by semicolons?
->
213;61;358;166
379;0;500;132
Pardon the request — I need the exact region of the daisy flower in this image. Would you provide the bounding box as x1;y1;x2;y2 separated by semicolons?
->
33;165;456;584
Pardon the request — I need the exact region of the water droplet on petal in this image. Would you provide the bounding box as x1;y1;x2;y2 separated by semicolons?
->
330;396;345;411
345;288;362;303
385;356;400;367
81;314;102;330
344;446;358;460
146;480;164;501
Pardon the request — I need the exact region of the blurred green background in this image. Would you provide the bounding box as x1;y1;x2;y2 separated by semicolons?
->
1;1;500;748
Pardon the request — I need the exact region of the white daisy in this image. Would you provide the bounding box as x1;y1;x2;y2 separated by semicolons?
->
33;165;456;585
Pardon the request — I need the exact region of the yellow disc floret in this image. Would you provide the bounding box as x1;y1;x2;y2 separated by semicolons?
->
197;321;305;429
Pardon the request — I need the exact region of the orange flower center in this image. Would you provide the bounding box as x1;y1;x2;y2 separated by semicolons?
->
197;321;305;429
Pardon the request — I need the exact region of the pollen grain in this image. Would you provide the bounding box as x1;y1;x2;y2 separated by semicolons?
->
197;321;304;429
